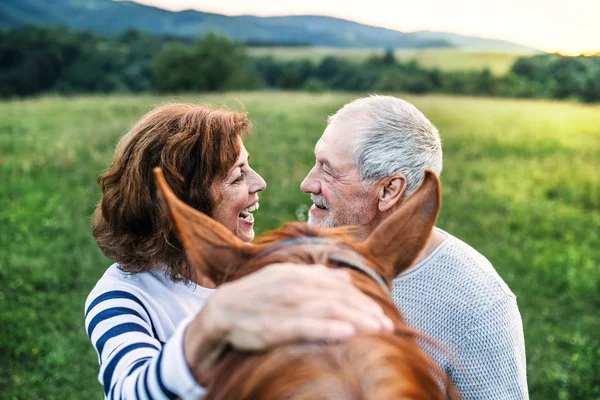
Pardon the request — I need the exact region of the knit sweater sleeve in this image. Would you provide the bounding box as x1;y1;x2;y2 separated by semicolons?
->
451;295;529;399
84;286;206;399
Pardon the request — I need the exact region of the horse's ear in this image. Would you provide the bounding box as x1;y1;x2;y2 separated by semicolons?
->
154;168;259;286
357;170;441;281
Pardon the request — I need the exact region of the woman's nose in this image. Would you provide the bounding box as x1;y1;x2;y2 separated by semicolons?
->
249;169;267;193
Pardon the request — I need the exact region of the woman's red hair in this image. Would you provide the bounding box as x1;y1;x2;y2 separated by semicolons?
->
93;103;250;281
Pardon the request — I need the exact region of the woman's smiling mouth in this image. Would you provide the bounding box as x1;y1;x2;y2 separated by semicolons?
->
239;202;259;223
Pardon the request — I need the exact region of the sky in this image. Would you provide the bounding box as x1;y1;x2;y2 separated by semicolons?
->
131;0;600;55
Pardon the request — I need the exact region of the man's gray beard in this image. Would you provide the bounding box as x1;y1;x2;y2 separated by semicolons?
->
307;212;335;228
309;194;336;228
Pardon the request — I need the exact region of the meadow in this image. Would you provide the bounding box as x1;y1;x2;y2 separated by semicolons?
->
1;91;598;399
248;47;529;75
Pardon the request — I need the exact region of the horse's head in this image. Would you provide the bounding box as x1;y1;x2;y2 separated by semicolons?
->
154;168;448;399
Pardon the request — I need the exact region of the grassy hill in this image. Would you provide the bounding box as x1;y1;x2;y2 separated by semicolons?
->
1;92;598;398
0;0;538;52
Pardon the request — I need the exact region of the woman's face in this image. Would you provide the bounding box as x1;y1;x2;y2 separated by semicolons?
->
210;140;267;243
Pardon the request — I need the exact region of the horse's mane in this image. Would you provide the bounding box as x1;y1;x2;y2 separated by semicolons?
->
205;222;451;400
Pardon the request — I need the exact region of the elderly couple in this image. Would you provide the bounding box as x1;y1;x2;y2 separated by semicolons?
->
85;95;528;399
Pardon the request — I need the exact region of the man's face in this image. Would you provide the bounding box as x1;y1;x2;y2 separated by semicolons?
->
300;120;379;231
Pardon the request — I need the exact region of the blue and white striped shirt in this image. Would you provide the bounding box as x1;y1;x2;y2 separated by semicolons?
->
85;264;213;399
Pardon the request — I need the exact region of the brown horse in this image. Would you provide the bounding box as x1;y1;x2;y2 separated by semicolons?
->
154;168;453;400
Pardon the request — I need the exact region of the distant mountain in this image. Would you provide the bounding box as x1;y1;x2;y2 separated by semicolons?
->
0;0;538;52
404;31;538;53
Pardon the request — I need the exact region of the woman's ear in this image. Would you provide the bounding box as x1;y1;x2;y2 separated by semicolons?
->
377;174;407;212
154;168;259;286
358;170;440;281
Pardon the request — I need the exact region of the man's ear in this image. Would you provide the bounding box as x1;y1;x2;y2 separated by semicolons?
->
357;170;440;281
154;168;260;286
377;174;407;212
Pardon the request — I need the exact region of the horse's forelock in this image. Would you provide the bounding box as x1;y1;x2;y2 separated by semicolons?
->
252;222;355;247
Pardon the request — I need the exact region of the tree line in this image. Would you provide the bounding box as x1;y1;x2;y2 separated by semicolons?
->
1;26;599;103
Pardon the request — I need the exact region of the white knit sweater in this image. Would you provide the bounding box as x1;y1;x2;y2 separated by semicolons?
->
392;228;529;399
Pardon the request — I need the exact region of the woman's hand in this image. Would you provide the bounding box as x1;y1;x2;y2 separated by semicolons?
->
183;263;394;385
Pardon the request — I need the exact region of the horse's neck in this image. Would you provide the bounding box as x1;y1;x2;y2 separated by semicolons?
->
208;334;443;400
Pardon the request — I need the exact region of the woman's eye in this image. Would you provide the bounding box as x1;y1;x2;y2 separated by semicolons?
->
233;173;245;183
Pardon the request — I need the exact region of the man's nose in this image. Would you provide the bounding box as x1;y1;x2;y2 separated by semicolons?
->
300;167;319;194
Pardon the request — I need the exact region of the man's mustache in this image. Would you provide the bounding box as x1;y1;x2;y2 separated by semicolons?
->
311;194;330;209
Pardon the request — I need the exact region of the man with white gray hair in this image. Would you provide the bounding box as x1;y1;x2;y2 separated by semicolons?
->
301;95;528;399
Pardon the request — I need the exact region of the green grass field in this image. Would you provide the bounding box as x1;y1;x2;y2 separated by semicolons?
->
1;91;598;399
248;47;529;75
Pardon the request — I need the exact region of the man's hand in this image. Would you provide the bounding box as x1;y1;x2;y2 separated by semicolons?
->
183;263;393;384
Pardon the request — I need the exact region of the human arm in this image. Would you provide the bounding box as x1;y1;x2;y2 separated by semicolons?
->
183;263;395;384
85;264;393;397
84;287;205;399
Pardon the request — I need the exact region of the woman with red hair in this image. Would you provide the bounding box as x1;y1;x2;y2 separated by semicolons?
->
85;104;393;399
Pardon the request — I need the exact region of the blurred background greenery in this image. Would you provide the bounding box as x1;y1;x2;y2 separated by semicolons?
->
2;26;600;102
1;1;599;399
1;93;598;399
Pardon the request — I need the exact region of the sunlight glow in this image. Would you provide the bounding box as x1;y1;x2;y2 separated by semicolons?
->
130;0;600;54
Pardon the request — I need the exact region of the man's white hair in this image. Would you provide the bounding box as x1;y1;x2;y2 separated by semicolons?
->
328;95;442;197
